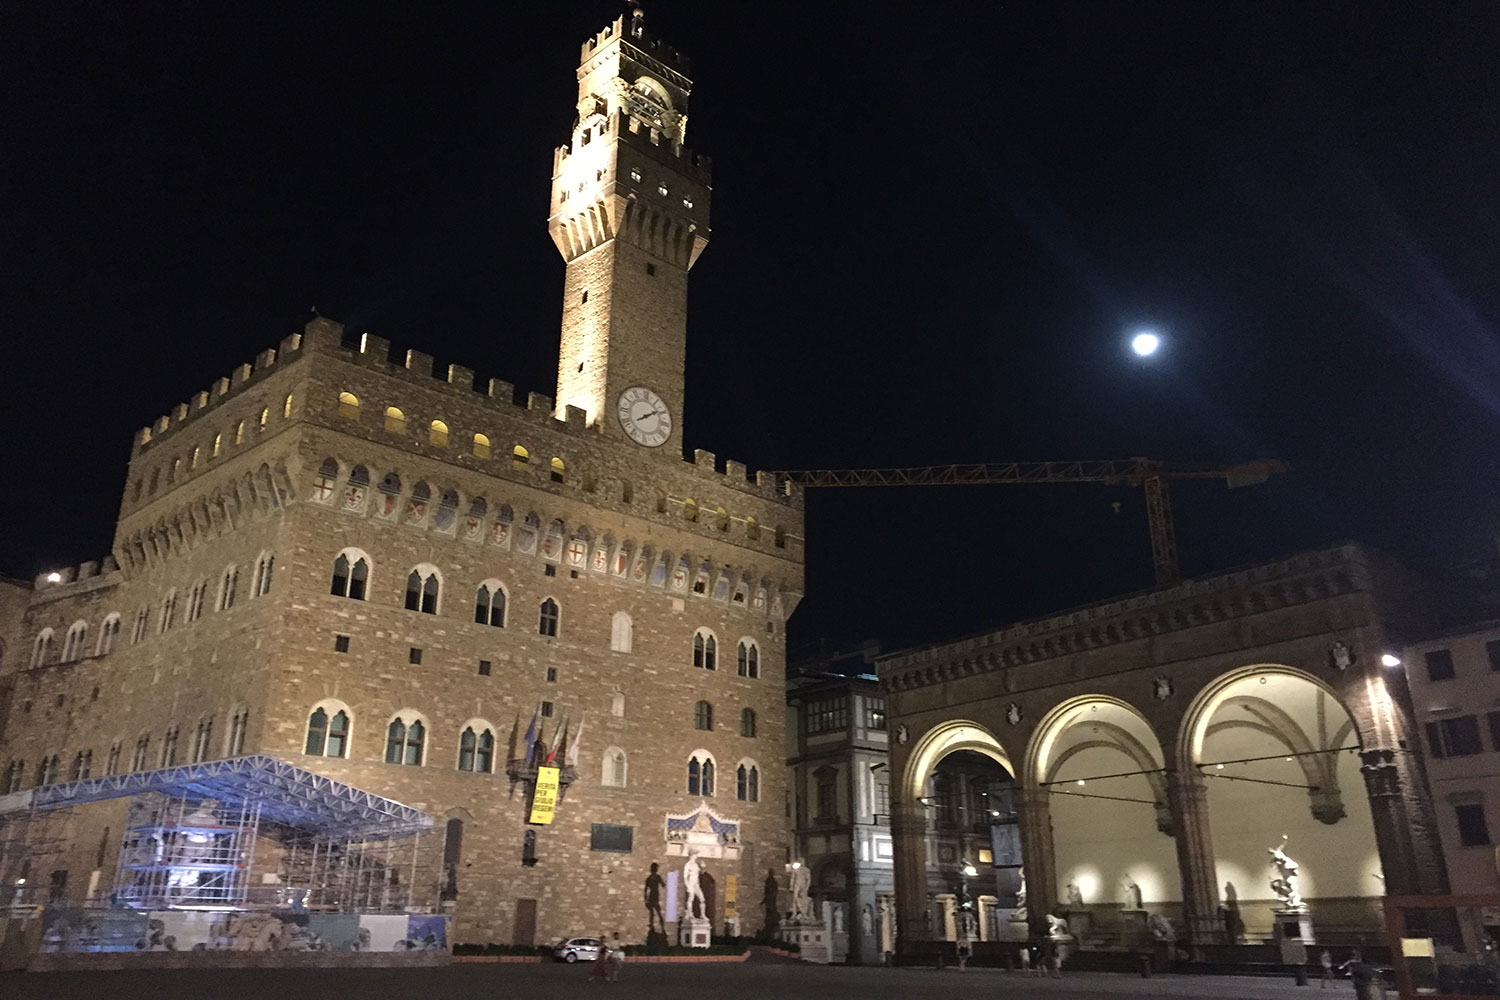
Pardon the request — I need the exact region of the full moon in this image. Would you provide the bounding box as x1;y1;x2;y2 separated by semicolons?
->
1131;331;1160;356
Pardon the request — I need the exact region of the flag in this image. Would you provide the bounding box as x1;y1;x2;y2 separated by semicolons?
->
506;713;520;762
522;706;539;765
545;715;567;764
566;712;586;767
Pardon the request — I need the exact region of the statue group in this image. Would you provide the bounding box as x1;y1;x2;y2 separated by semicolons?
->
1268;834;1305;910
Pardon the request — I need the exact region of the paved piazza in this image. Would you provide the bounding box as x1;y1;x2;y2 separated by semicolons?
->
7;959;1351;1000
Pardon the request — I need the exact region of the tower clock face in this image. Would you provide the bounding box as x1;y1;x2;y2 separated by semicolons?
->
617;386;671;447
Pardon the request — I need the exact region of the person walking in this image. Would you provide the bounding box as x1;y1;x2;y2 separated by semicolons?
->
1320;948;1335;988
1340;948;1374;1000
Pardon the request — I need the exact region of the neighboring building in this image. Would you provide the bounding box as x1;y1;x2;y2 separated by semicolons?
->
0;8;804;948
787;643;1019;964
878;544;1450;959
1402;624;1500;894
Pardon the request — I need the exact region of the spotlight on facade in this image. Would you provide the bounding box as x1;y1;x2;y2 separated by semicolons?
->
961;863;978;878
1216;763;1225;769
1076;779;1085;786
1380;653;1402;668
1131;331;1161;356
46;572;61;583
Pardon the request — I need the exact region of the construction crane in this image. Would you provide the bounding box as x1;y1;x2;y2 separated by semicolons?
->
771;458;1287;587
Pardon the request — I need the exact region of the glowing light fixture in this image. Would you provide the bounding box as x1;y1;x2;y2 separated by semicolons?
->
1131;331;1161;356
1380;653;1402;668
1076;779;1085;786
46;572;61;583
961;863;978;878
1216;763;1225;769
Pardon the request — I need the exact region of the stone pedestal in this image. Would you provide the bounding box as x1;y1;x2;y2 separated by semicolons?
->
1272;907;1313;962
1120;908;1150;946
683;915;712;949
789;919;831;964
1062;908;1093;941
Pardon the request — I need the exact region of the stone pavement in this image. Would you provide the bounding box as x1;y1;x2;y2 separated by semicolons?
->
4;959;1359;1000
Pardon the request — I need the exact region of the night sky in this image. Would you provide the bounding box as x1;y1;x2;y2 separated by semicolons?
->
5;2;1499;655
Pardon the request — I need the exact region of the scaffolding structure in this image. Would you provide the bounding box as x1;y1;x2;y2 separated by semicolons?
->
113;795;261;910
277;831;439;913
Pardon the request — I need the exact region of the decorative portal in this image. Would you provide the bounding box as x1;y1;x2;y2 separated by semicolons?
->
1152;675;1175;700
664;802;740;860
1006;703;1023;726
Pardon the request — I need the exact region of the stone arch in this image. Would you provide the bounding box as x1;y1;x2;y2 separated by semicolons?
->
1177;664;1358;771
1024;694;1163;790
900;719;1014;805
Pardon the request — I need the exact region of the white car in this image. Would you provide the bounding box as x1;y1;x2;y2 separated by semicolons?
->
554;937;603;962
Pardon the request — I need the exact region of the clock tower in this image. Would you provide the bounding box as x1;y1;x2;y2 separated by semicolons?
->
549;7;710;455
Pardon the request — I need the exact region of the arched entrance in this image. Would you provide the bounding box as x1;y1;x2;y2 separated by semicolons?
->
1179;666;1384;942
893;721;1016;953
1025;696;1175;946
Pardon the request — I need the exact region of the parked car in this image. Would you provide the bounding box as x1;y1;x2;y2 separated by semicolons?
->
554;937;603;962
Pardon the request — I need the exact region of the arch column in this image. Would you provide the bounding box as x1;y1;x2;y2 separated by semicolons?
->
1166;767;1223;948
1014;787;1057;939
890;800;931;948
1360;747;1449;895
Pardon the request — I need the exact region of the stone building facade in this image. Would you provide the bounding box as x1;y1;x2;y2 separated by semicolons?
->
879;543;1449;957
0;9;802;947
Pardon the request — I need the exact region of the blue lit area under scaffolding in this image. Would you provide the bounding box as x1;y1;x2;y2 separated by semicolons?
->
0;756;444;960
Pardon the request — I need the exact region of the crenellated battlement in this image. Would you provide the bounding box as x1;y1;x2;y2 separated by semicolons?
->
552;111;712;186
31;556;121;596
130;317;798;512
581;13;690;79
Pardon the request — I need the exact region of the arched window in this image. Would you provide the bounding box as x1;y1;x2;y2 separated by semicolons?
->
610;611;633;652
160;725;179;768
745;515;760;540
169;457;180;483
405;566;440;614
97;613;121;656
602;747;628;787
338;391;360;420
385;715;425;765
148;468;159;495
474;582;506;627
191;446;201;469
737;762;760;802
159;591;178;633
30;628;53;668
218;565;239;611
212;433;222;458
457;725;496;773
226;708;250;756
740;708;757;738
62;621;88;663
774;526;787;549
550;457;565;483
513;445;530;471
683;498;699;523
693;629;717;670
283;393;294;418
131;734;150;772
694;700;713;731
385;406;406;434
539;597;559;637
191;716;214;763
429;419;449;447
716;507;730;532
330;549;370;600
254;552;275;596
687;753;715;796
473;433;491;459
234;420;245;445
1;760;24;794
737;640;760;679
306;705;351;757
611;692;626;717
258;407;269;429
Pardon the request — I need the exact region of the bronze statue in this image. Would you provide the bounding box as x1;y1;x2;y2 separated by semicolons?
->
644;862;666;933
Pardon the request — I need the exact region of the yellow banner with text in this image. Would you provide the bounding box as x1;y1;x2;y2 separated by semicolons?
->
530;766;560;824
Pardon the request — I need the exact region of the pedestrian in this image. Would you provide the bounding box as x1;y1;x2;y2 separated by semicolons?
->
589;939;612;982
1339;948;1373;1000
956;936;971;971
1019;943;1035;976
1320;948;1335;988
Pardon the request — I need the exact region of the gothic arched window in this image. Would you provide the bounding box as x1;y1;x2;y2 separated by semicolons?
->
740;708;757;738
693;629;717;670
687;754;715;797
385;716;425;766
694;701;713;731
737;640;760;678
330;550;369;600
474;582;506;627
405;567;440;614
539;598;559;637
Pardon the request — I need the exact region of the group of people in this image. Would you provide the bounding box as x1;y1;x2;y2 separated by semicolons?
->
587;937;626;983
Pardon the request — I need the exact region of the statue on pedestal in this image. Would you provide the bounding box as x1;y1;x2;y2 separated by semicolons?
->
1147;912;1175;941
683;851;706;919
1268;835;1305;910
1010;870;1028;922
1046;913;1071;940
1122;875;1143;910
1065;882;1084;907
789;861;815;922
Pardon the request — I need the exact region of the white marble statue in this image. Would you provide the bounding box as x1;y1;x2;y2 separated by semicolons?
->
789;862;816;922
1065;882;1084;907
1268;834;1304;910
1010;870;1028;922
1122;875;1143;910
683;851;706;920
1147;912;1175;941
1046;913;1071;940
